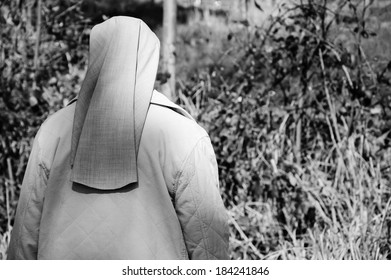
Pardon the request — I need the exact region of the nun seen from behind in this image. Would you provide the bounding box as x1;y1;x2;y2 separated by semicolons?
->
7;16;229;260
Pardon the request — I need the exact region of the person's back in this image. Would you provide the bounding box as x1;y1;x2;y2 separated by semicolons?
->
7;17;229;260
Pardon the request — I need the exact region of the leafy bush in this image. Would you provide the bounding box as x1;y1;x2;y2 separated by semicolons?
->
1;0;391;260
178;0;391;259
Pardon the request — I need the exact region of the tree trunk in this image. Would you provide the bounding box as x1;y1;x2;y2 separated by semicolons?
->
33;0;42;90
162;0;177;101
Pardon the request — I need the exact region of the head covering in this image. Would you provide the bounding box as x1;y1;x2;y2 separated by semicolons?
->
70;16;160;190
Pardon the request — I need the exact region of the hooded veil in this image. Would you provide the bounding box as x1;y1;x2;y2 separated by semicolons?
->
70;16;160;190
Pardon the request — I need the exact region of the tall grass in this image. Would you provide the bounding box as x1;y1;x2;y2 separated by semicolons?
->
1;0;391;260
1;159;15;260
176;0;391;259
0;229;10;260
179;77;391;259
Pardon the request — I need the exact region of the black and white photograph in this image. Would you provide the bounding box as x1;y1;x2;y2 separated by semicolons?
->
0;0;390;261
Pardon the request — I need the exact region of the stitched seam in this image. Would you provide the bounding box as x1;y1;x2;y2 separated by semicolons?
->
38;162;50;179
14;141;46;259
188;183;211;259
174;137;214;259
173;135;209;197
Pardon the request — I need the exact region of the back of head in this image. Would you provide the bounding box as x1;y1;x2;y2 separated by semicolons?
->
71;16;160;190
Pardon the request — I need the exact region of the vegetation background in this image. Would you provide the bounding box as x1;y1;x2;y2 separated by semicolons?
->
1;0;391;259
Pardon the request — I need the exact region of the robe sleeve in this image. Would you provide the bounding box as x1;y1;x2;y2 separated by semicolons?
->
7;132;47;260
174;136;229;260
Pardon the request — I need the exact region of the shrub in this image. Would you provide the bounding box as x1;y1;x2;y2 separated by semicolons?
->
1;0;390;260
178;0;391;259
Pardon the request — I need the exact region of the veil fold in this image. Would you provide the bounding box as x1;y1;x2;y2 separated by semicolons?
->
70;16;160;190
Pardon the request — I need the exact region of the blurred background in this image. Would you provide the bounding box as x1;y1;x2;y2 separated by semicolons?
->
1;0;391;259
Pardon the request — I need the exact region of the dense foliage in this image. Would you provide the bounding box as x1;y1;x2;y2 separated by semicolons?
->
178;0;391;259
1;0;391;259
